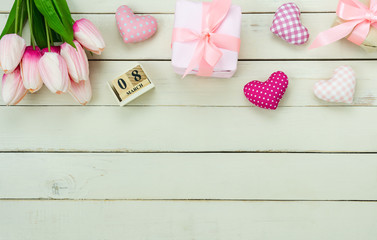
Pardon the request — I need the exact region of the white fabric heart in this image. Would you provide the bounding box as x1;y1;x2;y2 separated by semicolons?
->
313;66;356;104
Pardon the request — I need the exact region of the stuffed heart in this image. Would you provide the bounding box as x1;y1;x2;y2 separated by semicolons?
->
116;5;157;43
314;66;356;104
244;71;289;110
270;3;309;45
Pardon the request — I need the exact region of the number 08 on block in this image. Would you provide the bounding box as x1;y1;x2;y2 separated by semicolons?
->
108;64;155;106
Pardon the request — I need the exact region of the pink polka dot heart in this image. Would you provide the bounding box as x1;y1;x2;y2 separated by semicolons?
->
243;71;289;110
116;5;157;43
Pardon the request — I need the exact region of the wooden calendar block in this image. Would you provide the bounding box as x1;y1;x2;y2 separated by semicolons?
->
108;64;155;106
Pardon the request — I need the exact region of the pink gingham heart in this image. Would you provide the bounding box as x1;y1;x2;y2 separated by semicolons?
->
270;3;309;45
314;66;356;104
244;71;289;110
116;5;157;43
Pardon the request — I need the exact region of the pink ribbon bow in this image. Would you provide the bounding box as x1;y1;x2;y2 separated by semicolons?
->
172;0;241;77
310;0;377;49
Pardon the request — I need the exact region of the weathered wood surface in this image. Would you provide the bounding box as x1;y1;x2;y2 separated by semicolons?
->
0;107;376;152
1;0;377;239
1;201;376;240
1;153;376;200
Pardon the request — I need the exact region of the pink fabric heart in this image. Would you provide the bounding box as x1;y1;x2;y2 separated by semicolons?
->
270;3;309;45
314;66;356;104
116;5;158;43
244;71;289;110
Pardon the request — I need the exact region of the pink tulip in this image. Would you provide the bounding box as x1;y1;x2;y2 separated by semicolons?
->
20;46;43;93
41;46;61;54
60;41;89;83
69;78;92;105
38;52;70;94
73;18;105;55
0;34;26;74
1;67;27;105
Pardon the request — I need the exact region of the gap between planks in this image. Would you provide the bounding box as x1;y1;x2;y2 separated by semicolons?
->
87;59;377;61
2;105;377;108
0;151;377;153
1;199;377;202
0;12;337;15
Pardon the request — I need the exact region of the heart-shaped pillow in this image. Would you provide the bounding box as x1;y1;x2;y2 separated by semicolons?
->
116;5;158;43
270;3;309;45
244;71;289;110
314;66;356;104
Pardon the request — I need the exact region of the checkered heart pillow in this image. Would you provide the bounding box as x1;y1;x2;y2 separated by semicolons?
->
314;66;356;104
270;3;309;45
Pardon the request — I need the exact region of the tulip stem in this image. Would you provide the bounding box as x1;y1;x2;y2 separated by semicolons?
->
45;18;51;52
15;0;20;34
26;0;35;49
49;26;53;45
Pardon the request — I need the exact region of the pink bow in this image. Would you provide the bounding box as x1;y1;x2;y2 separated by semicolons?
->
310;0;377;49
172;0;241;77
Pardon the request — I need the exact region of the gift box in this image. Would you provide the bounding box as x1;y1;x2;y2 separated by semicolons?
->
310;0;377;51
335;0;377;51
171;0;242;78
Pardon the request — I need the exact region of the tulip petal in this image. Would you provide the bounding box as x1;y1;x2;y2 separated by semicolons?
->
73;18;105;55
61;41;90;83
1;67;27;105
69;78;92;105
20;46;43;93
41;46;61;54
38;52;70;94
0;34;26;74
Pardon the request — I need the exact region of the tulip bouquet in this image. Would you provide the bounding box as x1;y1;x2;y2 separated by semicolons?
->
0;0;105;105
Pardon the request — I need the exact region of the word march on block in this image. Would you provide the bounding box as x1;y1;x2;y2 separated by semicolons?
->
108;64;155;106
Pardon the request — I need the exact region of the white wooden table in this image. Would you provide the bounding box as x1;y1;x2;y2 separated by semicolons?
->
1;0;377;239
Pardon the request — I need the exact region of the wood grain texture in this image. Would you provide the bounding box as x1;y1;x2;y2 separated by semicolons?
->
1;201;377;240
0;106;376;152
3;61;376;106
1;13;376;60
1;153;377;200
1;0;377;238
0;0;338;13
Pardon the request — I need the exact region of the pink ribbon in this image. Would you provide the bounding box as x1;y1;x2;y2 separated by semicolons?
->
309;0;377;49
172;0;241;77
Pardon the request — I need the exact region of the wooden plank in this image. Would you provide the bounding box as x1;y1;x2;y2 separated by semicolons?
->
1;153;377;200
0;106;376;152
0;13;373;60
85;13;377;60
0;0;338;13
3;61;376;107
1;200;376;240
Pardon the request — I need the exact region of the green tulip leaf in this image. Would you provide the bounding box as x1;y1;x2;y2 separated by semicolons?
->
34;0;74;46
1;0;27;39
51;0;74;25
51;29;63;42
51;0;74;42
0;1;18;38
31;0;48;48
18;1;28;35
